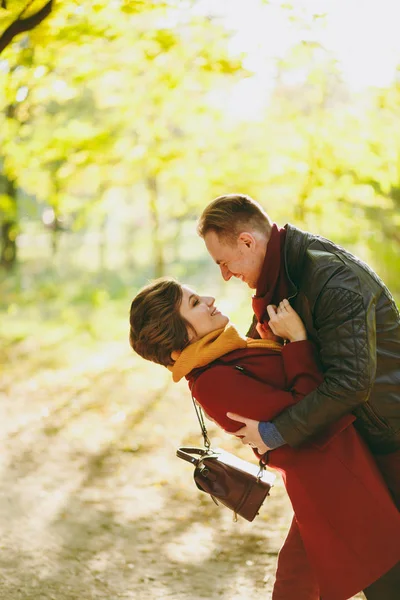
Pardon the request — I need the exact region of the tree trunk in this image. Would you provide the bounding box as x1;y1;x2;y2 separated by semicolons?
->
0;177;18;270
147;175;164;278
50;208;61;257
99;214;107;271
295;134;317;224
50;174;63;258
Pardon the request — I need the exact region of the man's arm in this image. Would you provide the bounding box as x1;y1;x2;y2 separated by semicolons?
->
258;421;285;449
272;287;377;447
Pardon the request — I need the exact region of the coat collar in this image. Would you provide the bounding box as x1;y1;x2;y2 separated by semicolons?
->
169;324;282;383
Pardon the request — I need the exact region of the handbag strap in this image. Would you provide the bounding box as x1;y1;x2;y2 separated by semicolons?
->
191;378;267;476
176;447;206;465
191;395;211;450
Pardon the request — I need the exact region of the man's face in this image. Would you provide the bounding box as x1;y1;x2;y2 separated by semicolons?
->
204;230;264;289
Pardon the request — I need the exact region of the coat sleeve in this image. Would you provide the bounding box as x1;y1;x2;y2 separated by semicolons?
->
191;341;322;434
273;286;377;447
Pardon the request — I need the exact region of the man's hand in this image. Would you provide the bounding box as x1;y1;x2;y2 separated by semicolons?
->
226;412;270;453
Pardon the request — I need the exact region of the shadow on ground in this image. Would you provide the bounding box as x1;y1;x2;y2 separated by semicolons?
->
0;340;365;600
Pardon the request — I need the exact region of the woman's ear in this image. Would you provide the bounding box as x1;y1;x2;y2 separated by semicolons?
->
171;350;181;362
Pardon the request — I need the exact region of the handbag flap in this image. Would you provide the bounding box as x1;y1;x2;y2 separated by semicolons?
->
212;448;276;487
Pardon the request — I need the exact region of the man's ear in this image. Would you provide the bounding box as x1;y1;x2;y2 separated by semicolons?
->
171;350;181;361
238;231;256;249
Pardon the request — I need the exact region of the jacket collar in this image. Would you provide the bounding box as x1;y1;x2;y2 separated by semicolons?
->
168;324;247;382
284;223;308;297
169;324;282;383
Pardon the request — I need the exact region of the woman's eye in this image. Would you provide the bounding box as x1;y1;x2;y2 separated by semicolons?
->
193;299;199;306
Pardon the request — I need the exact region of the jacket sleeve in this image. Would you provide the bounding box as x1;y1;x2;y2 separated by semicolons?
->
273;286;377;447
191;341;322;434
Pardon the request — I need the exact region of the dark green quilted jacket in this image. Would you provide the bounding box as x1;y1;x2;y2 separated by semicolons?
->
271;225;400;454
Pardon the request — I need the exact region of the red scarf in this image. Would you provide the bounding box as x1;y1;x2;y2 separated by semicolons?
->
252;224;290;327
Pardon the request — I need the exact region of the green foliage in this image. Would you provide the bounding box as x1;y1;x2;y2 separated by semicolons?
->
0;1;399;305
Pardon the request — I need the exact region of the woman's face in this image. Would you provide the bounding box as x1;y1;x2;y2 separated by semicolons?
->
179;285;229;342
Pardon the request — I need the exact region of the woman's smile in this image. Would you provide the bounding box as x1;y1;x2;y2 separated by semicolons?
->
179;285;229;340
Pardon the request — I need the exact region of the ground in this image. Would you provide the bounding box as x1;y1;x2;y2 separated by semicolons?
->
0;333;365;600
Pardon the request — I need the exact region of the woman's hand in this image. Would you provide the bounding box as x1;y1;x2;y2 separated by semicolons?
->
226;412;270;454
266;299;307;342
256;321;278;340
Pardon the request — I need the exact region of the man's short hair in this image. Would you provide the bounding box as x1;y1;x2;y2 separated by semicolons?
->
197;194;272;244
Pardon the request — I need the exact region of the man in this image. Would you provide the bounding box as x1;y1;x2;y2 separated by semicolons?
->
197;193;400;599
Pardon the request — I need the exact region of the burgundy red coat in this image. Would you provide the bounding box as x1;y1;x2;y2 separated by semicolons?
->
187;341;400;600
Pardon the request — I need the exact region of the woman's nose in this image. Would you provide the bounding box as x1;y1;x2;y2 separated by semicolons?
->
204;296;215;306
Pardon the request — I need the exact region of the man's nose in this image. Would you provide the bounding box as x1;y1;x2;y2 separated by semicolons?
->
220;264;233;281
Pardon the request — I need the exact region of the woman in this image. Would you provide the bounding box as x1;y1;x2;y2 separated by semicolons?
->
129;277;400;600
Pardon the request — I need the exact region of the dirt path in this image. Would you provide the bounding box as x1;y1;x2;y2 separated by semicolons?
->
0;338;365;600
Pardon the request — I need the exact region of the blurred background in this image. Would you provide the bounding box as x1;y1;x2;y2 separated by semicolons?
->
0;1;399;599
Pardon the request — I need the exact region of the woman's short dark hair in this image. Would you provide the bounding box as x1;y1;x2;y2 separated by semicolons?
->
129;278;193;367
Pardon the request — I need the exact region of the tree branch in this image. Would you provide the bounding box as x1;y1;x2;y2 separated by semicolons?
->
18;1;37;20
0;0;54;55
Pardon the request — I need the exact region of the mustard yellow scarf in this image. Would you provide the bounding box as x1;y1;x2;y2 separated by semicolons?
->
169;323;282;382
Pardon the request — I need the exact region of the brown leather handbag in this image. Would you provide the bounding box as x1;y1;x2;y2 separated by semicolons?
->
177;399;275;522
